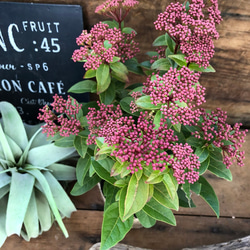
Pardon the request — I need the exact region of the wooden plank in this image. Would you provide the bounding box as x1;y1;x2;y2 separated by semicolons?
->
183;235;250;250
2;211;250;250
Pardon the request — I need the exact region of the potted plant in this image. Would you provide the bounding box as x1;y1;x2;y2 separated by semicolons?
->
38;0;248;249
0;101;77;247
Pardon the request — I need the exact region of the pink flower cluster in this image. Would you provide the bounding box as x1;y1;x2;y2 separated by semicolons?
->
38;94;82;137
130;91;142;113
171;143;200;184
193;108;248;167
72;22;139;70
143;67;205;125
86;102;123;145
87;103;200;183
95;0;139;23
154;0;222;68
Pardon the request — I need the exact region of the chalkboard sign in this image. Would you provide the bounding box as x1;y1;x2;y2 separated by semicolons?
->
0;2;87;124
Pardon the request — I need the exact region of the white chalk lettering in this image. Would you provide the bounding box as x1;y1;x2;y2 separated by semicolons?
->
26;62;49;71
0;64;16;70
57;81;65;94
28;80;65;94
0;79;22;92
28;81;36;93
8;24;24;52
0;30;7;51
21;98;37;105
22;21;60;33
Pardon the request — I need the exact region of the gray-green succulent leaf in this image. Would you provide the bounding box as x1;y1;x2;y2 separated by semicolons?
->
0;101;78;247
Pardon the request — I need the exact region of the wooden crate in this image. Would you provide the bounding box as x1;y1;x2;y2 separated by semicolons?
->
1;0;250;249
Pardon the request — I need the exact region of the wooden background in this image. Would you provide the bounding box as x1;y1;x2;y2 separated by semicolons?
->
1;0;250;249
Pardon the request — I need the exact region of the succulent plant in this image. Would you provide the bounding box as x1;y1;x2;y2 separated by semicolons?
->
0;101;77;247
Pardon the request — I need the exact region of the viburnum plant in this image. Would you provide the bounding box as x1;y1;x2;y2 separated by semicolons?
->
38;0;247;249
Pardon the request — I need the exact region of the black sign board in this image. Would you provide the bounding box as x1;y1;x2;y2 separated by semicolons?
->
0;2;87;124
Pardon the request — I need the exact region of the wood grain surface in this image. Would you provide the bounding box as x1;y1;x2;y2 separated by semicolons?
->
2;211;250;250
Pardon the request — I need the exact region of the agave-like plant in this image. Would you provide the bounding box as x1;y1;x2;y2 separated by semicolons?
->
0;101;77;247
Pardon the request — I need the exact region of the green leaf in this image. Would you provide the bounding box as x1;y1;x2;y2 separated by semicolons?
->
6;171;35;236
140;60;152;70
104;40;112;49
163;171;178;199
111;56;120;63
100;202;133;250
151;58;171;71
92;160;116;185
54;135;75;147
120;96;140;116
199;157;210;175
0;185;9;200
186;136;205;148
68;80;96;94
96;137;105;148
153;110;162;130
111;70;129;83
145;170;163;184
190;182;202;195
84;69;96;79
208;157;232;181
177;188;196;208
100;81;116;105
165;33;176;53
35;190;52;232
0;195;8;247
74;136;88;158
198;176;220;217
5;134;22;159
209;149;223;161
103;182;120;211
70;173;101;196
182;181;191;206
188;63;216;73
0;101;28;150
102;20;119;29
122;27;137;34
143;197;176;226
26;169;69;237
168;54;187;67
0;124;15;163
0;167;11;189
75;155;91;185
135;210;156;228
185;1;190;11
110;62;128;75
173;123;181;133
22;190;39;240
195;147;209;163
47;163;76;181
123;175;149;220
153;182;179;210
97;64;111;94
153;34;167;46
136;95;162;110
129;86;144;96
146;51;159;57
124;58;144;75
44;171;76;217
111;161;130;177
27;144;75;168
